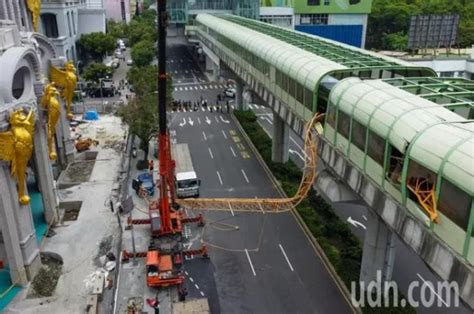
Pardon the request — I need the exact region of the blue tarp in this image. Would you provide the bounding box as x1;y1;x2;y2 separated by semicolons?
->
295;25;363;48
83;110;99;120
0;269;21;312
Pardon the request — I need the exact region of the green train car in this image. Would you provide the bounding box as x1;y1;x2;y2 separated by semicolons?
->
323;77;474;263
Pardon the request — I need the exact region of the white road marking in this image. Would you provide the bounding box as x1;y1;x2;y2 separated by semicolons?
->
255;196;265;214
197;117;201;125
204;85;208;89
216;171;223;185
179;87;183;91
230;146;237;157
194;284;200;289
220;115;230;124
205;116;211;125
279;244;294;272
245;249;257;276
362;215;367;221
185;70;189;73
290;137;303;151
174;70;178;74
183;108;187;112
222;130;228;139
289;149;305;161
185;271;188;275
188;117;194;125
179;118;186;127
200;291;205;297
189;277;194;283
416;274;449;306
184;87;188;91
174;87;178;91
201;107;205;112
199;86;203;90
214;116;219;123
248;104;254;109
241;169;249;183
260;116;273;125
202;131;207;141
231;105;235;109
208;147;214;159
228;201;235;216
347;217;366;230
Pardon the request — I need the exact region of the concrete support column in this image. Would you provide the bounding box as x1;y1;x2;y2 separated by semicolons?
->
211;61;220;82
33;110;58;225
55;98;75;168
0;165;28;286
360;210;396;290
235;78;245;111
271;111;289;163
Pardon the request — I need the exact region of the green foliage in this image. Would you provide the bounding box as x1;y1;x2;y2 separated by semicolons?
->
107;20;127;41
235;110;414;313
131;40;155;67
368;0;474;50
119;93;159;161
82;62;113;83
78;32;116;61
127;9;157;46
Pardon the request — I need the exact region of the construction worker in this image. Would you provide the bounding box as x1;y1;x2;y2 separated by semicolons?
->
149;160;154;173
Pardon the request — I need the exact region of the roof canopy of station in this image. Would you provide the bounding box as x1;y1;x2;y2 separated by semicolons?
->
330;77;473;194
219;15;436;78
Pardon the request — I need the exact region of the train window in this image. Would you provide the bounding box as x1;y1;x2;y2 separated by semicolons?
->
367;131;385;165
337;111;350;138
327;105;336;127
305;89;313;110
386;145;404;185
438;179;471;231
288;78;295;97
406;160;437;215
297;83;304;104
351;119;366;151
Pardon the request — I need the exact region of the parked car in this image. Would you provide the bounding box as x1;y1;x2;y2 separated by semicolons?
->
127;59;133;66
224;88;236;98
132;172;155;196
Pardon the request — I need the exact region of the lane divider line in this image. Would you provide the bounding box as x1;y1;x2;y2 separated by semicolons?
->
279;244;294;272
241;169;249;183
245;249;257;276
208;147;213;159
230;146;237;157
216;171;223;185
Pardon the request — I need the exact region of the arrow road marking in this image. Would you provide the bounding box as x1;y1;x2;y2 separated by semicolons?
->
220;115;230;124
347;216;366;230
260;116;273;125
205;116;211;125
289;149;305;161
179;118;186;127
188;117;194;126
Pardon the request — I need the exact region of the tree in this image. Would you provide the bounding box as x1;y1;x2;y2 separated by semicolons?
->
107;20;127;41
119;93;159;161
120;65;174;160
368;0;474;50
127;19;157;46
131;40;155;67
82;62;113;83
78;32;116;61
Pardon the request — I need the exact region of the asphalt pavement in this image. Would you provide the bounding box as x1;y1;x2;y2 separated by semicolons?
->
169;41;356;313
251;106;472;314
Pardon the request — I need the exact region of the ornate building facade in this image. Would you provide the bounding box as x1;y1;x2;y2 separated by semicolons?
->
0;0;72;296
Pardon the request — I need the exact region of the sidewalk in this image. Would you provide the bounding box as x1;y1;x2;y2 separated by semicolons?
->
5;116;127;313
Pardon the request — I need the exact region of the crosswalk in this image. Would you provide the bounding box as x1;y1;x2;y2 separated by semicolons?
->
173;84;236;92
171;103;266;113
